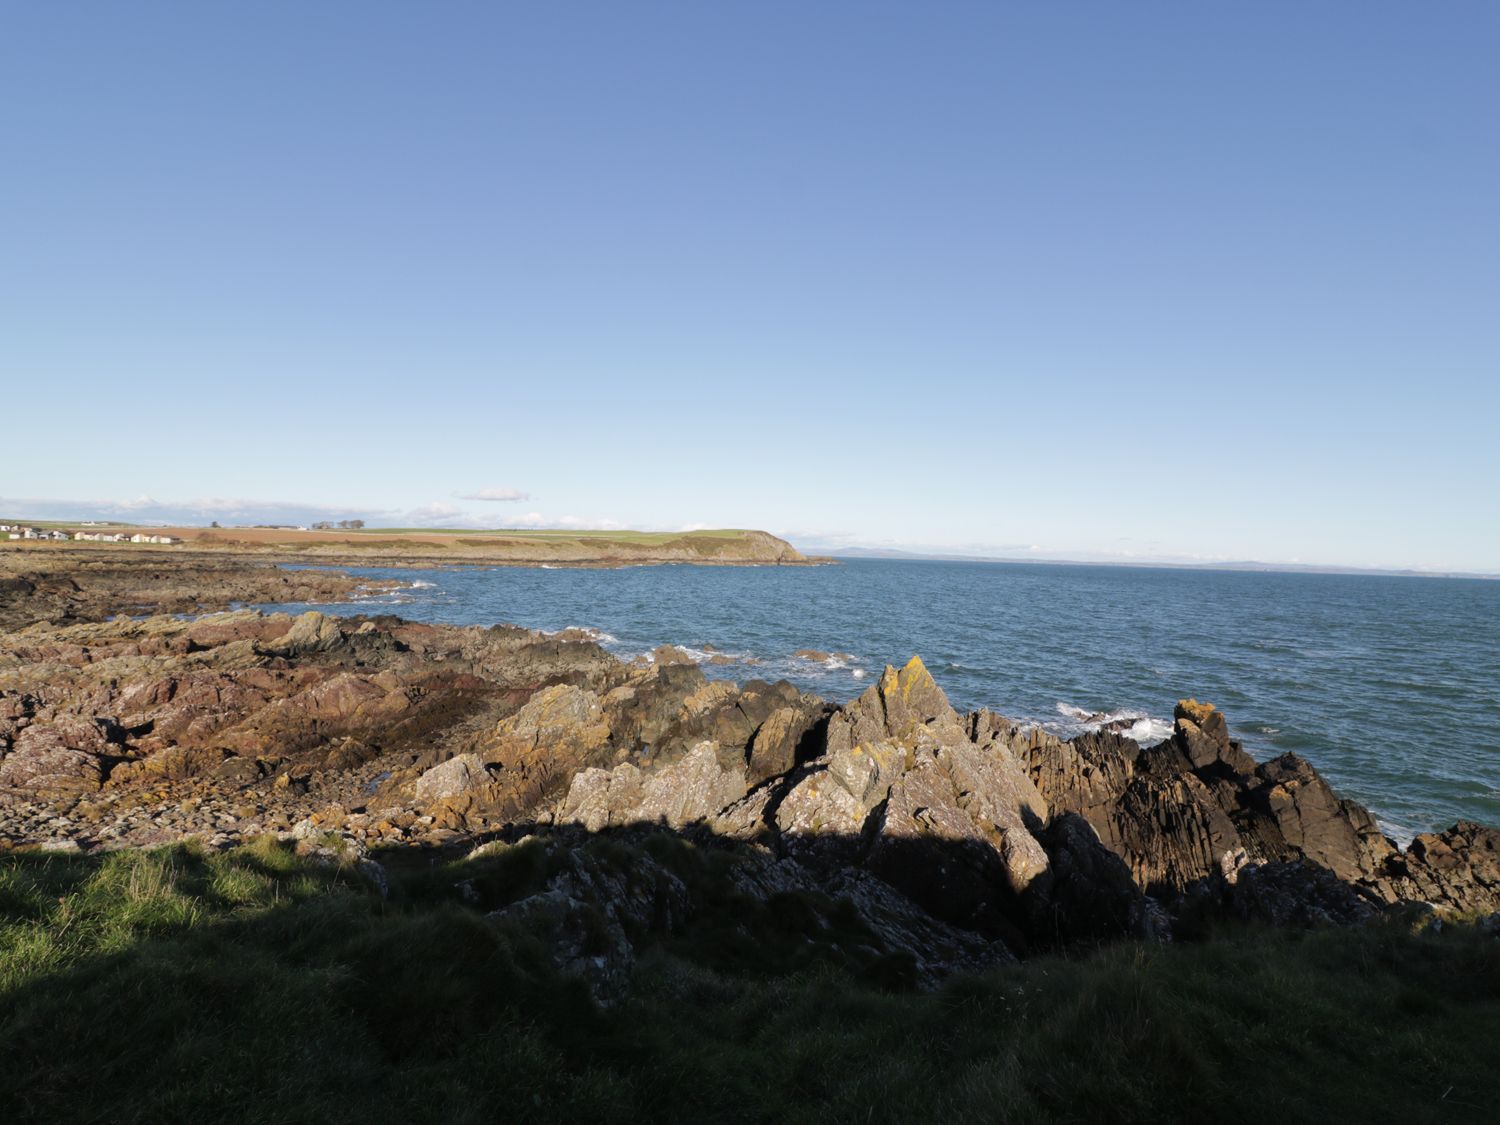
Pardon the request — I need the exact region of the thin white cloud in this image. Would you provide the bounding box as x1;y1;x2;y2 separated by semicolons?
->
505;511;626;531
1;494;483;530
457;487;530;502
401;502;470;526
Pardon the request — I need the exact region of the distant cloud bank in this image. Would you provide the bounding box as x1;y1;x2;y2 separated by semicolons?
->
0;495;444;528
456;487;530;502
0;495;622;534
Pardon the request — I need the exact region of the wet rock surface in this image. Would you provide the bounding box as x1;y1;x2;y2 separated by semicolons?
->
4;556;1499;986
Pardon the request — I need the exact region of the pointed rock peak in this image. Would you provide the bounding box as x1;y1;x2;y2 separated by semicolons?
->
891;654;953;724
825;655;964;755
897;655;937;696
1170;696;1246;773
861;654;960;745
1173;698;1229;743
1174;699;1217;726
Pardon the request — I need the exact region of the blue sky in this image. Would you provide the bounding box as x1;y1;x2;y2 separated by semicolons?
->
2;3;1496;571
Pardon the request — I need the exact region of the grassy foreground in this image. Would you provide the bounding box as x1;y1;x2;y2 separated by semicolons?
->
2;838;1497;1124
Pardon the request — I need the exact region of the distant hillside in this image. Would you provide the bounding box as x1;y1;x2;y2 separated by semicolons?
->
7;525;817;567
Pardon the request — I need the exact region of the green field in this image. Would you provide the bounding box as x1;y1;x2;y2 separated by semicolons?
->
2;837;1496;1124
348;528;754;541
2;523;762;547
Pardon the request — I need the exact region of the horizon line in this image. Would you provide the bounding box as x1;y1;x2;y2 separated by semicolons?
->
3;507;1494;579
816;547;1500;581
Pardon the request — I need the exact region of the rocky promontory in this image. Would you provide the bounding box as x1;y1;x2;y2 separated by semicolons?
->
0;548;401;632
3;564;1496;995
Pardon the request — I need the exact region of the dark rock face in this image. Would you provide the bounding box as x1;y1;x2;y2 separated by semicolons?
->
1015;696;1497;921
1018;729;1139;847
5;566;1500;986
1108;772;1242;895
1378;821;1500;912
489;846;694;1004
1037;813;1169;943
1238;753;1396;882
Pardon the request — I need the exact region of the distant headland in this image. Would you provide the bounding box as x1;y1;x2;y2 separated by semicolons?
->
0;520;821;568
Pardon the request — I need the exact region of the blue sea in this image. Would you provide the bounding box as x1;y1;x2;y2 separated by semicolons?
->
267;559;1500;843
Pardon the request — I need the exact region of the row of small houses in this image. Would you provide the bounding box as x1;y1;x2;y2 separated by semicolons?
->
73;531;179;544
1;524;178;544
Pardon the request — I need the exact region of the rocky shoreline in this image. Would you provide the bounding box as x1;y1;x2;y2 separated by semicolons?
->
0;548;404;633
2;556;1497;993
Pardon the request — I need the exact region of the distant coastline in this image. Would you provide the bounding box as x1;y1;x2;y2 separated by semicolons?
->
0;522;824;569
821;547;1498;581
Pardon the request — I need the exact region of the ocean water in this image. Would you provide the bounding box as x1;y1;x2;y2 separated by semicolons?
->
266;558;1500;843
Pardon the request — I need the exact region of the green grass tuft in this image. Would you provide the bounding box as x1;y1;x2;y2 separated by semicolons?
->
2;838;1497;1124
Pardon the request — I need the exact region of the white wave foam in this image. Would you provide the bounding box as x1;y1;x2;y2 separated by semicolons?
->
1376;817;1418;849
408;580;436;589
1050;702;1172;746
540;625;621;645
790;649;858;672
667;644;756;666
1125;716;1174;744
350;588;412;604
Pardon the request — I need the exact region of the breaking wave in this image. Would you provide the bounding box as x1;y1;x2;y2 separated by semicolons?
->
1049;702;1173;746
541;625;620;645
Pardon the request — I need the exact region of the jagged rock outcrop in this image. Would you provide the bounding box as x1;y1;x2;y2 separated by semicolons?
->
1037;812;1169;942
556;741;748;832
1377;821;1500;912
599;664;825;779
824;656;969;754
1209;851;1382;928
1238;752;1396;881
1014;696;1500;920
593;656;1062;948
1171;698;1258;775
746;698;829;782
415;753;489;803
489;846;694;1003
483;834;1013;1002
